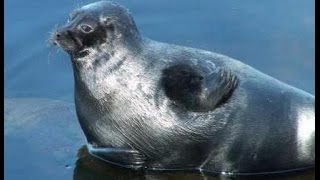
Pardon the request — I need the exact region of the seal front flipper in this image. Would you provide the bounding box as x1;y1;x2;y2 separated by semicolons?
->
87;145;147;170
204;68;239;109
161;64;238;112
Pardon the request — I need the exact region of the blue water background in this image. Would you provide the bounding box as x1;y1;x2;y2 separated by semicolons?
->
4;0;314;100
4;0;314;179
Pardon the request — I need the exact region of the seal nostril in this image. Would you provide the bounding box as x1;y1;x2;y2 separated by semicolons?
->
56;33;61;38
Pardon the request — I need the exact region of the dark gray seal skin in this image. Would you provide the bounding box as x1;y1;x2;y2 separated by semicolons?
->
52;1;315;175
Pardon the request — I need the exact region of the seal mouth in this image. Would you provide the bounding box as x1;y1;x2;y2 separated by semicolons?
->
67;31;83;50
52;31;88;58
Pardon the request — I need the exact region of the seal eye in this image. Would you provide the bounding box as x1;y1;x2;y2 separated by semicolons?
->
79;24;94;33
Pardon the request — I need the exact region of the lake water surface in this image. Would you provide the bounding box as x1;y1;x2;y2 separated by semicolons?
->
4;0;314;179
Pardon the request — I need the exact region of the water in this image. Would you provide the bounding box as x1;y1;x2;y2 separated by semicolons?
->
4;0;314;179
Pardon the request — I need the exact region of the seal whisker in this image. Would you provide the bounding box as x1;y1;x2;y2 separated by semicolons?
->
46;24;60;65
47;46;54;65
46;24;59;47
46;45;62;65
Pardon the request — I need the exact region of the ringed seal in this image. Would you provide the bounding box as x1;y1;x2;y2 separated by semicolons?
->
51;1;315;174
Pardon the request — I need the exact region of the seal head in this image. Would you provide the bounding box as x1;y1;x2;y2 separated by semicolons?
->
52;1;140;59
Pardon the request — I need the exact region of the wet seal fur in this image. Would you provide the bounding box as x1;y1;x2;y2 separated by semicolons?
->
52;1;315;175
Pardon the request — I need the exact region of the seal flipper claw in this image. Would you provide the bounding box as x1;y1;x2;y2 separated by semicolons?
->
87;145;147;170
161;64;238;112
207;68;239;107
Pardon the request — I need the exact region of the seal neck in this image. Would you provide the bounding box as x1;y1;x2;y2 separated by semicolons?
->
70;35;144;96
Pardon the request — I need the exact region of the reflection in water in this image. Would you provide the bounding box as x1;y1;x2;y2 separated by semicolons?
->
74;146;147;180
73;146;315;180
4;0;314;178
